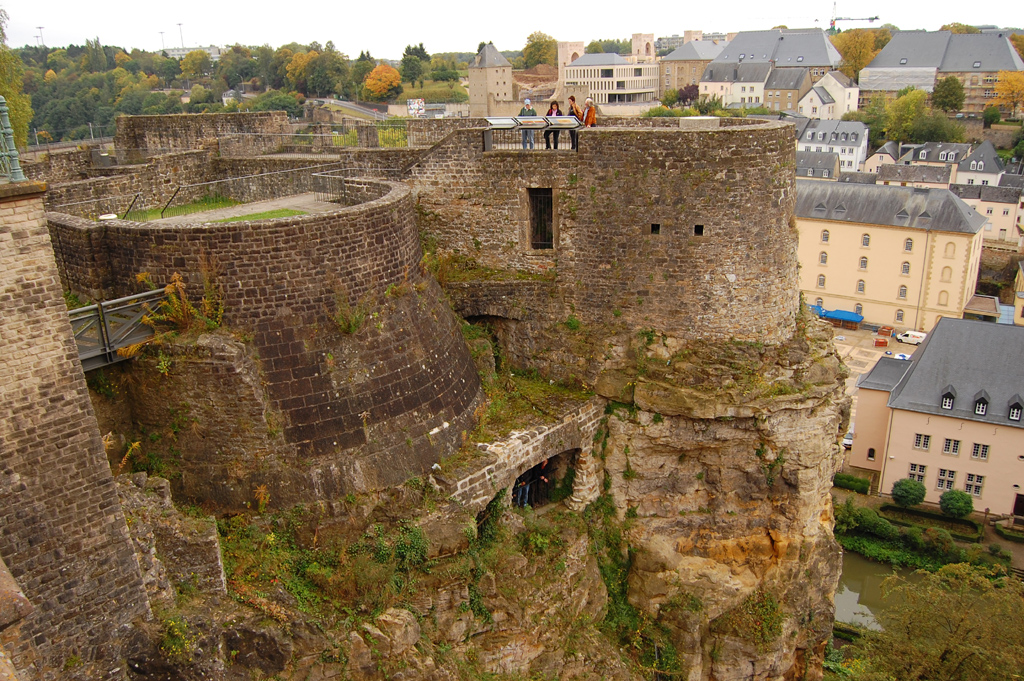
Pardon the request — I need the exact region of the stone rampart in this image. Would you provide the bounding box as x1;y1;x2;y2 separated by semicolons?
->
115;111;289;157
410;119;799;345
0;182;150;678
47;178;483;506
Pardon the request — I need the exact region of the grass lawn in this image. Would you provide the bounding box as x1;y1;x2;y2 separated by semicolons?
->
213;209;308;223
399;79;468;103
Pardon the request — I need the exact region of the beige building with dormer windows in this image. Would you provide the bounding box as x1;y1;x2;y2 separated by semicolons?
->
850;319;1024;517
796;181;985;332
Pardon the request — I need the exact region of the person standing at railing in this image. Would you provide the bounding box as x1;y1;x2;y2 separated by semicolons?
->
519;98;538;150
566;96;583;150
582;98;597;128
544;101;562;150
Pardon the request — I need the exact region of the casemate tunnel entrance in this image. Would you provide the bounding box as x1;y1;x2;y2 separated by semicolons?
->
511;448;578;509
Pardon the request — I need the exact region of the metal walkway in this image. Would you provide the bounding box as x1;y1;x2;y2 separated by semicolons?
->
70;290;166;372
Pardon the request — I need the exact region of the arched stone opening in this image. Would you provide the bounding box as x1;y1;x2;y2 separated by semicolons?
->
512;448;579;509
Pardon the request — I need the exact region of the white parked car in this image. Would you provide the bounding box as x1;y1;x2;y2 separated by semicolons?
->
896;331;926;345
842;432;853;449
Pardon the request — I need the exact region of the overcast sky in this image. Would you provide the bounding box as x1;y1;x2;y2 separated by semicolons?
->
5;1;1021;59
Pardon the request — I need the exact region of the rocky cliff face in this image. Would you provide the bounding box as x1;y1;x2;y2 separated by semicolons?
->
592;317;849;680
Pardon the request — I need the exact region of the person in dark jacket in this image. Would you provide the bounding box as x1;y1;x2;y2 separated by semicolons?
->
544;101;562;149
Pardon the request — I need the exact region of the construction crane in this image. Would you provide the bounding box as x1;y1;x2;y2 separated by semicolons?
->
827;3;880;34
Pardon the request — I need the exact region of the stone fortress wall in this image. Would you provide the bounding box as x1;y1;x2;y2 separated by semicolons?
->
0;182;150;679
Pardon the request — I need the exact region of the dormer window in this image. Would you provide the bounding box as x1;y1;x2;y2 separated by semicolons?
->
974;390;989;416
973;61;981;68
797;56;804;62
841;133;848;141
899;58;908;64
971;160;977;170
939;152;947;161
941;385;957;410
823;170;830;178
948;153;956;161
851;133;858;141
819;132;826;140
806;132;813;140
1009;397;1023;421
919;151;927;160
977;161;984;171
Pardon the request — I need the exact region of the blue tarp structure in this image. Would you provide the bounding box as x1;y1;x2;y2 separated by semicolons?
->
808;305;864;323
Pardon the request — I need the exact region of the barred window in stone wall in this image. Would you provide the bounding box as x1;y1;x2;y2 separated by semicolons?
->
528;188;554;250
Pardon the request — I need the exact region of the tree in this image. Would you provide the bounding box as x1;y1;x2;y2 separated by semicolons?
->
181;50;212;81
217;44;255;89
849;564;1024;680
252;90;302;117
983;105;1001;127
0;9;31;148
912;111;965;142
362;64;402;101
1011;35;1024;62
939;22;980;34
830;29;879;82
522;31;556;69
679;84;700;106
400;54;424;84
932;75;965;112
885;88;927;142
890;478;926;508
285;50;318;95
82;37;108;72
307;47;348;98
995;70;1024;119
939;489;974;518
1014;138;1024;161
661;88;678;107
403;43;430;61
350;51;376;94
694;94;723;115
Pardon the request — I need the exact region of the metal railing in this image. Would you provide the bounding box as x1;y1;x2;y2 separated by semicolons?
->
69;289;167;372
483;128;579;152
311;168;363;204
220;121;412;157
50;193;141;220
0;96;27;182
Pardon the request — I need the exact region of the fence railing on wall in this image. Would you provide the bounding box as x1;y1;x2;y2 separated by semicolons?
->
51;193;141;220
0;96;27;182
219;120;414;157
69;289;167;372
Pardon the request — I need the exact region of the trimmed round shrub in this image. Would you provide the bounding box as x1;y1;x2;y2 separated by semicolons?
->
891;478;927;508
855;507;900;541
901;526;925;551
939;489;974;519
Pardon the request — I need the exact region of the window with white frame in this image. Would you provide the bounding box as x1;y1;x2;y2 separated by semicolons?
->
942;395;954;409
859;256;868;269
817;274;826;287
908;463;926;482
819;252;828;265
978;161;984;171
964;473;984;496
937;468;956;490
971;160;977;170
861;234;871;247
901;262;910;275
914;433;931;450
855;303;863;314
904;238;913;252
896;309;905;322
975;401;987;415
898;285;908;299
1010;405;1022;421
815;297;823;306
856;280;865;294
971;443;989;460
942;438;960;455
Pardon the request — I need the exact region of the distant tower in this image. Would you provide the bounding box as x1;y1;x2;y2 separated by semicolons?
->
557;41;585;82
469;43;513;117
632;33;655;61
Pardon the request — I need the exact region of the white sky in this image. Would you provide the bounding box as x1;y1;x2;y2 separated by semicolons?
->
5;0;1021;60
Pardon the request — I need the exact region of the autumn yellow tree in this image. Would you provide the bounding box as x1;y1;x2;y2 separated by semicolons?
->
1011;35;1024;61
995;70;1024;119
362;64;402;101
286;50;318;94
829;29;879;82
180;50;212;80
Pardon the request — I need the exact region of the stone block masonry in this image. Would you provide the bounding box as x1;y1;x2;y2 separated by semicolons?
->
0;182;150;679
47;178;483;508
114;110;290;160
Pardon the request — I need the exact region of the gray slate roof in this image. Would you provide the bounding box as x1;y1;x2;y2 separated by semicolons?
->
701;62;772;83
839;171;878;184
664;40;726;61
799;119;868;145
765;67;809;90
896;142;972;164
568;53;629;67
711;28;841;68
865;31;1024;72
949;184;1021;204
795;180;986;234
471;43;512;69
823;70;854;87
857;357;912;391
810;86;834;104
796;151;839;178
878;164;953;185
957;140;1005;174
886;318;1024;428
1000;174;1024;189
871;141;901;161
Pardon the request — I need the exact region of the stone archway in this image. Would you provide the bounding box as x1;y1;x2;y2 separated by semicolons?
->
511;448;579;508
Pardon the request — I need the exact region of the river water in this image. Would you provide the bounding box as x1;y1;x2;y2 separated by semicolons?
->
833;551;915;629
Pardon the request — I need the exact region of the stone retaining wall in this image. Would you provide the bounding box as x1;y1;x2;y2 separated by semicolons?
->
115;111;289;158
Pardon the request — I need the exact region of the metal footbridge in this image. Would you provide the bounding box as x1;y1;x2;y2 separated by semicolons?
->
69;290;166;372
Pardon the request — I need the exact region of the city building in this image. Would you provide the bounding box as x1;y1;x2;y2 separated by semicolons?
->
162;45;223;62
1013;262;1024;325
798;85;835;118
796;151;840;179
794;120;869;171
632;33;656;62
562;53;660;105
878;164;954;189
816;71;860;116
662;40;726;91
896;141;972;166
949;184;1022;247
859;31;1024;114
956;141;1006;186
703;28;841;81
850;319;1024;516
763;67;811;113
699;62;770;106
468;43;514;117
862;141;901;174
796;181;985;331
557;41;586;83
